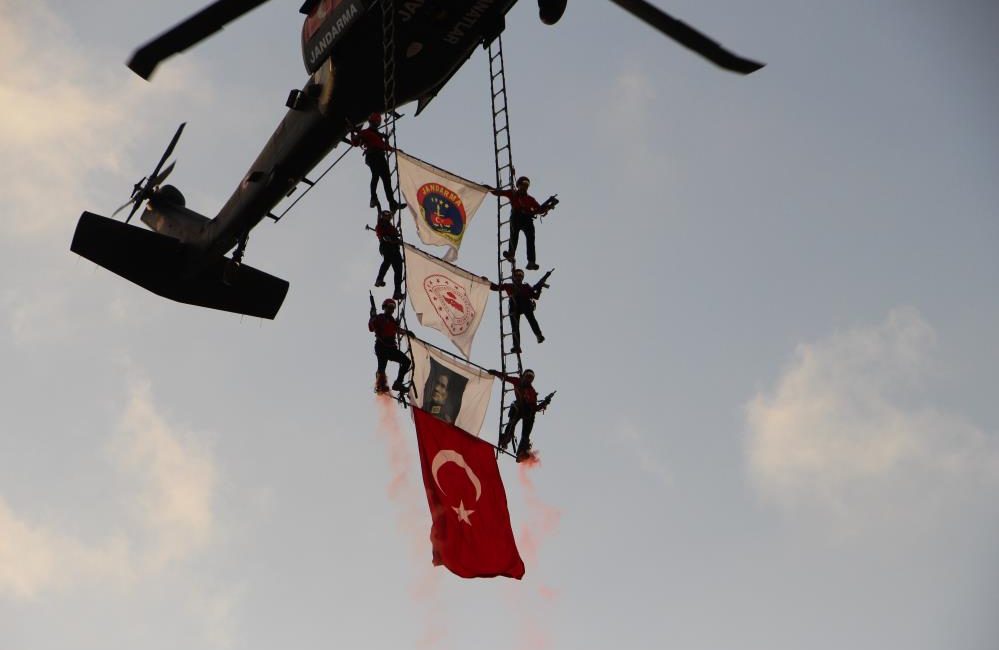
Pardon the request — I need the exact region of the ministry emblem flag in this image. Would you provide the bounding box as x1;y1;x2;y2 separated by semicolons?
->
397;152;489;261
408;337;494;437
412;407;525;580
403;244;491;359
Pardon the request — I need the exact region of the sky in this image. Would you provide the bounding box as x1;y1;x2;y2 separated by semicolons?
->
1;1;998;649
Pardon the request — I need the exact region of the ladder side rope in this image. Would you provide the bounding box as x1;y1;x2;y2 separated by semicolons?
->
379;0;417;392
489;35;523;454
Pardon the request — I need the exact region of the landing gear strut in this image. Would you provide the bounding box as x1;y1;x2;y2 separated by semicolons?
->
223;232;249;286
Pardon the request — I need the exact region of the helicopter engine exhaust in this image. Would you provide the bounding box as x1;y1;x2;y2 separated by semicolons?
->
538;0;568;25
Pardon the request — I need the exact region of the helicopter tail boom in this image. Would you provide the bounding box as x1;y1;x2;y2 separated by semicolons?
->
71;212;289;319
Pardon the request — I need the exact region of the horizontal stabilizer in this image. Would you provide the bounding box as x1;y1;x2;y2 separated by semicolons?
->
71;212;289;319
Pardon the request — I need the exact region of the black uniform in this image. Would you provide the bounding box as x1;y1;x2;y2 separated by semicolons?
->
496;373;541;457
352;127;399;210
491;279;545;353
375;220;403;299
369;312;410;389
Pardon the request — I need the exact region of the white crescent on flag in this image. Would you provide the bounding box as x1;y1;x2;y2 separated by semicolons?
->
431;449;483;501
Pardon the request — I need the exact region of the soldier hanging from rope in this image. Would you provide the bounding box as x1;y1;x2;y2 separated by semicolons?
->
350;113;406;212
369;294;412;394
488;368;556;462
372;209;405;300
488;175;558;271
483;267;553;354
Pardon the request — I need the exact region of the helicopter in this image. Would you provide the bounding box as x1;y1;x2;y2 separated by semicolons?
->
70;0;763;319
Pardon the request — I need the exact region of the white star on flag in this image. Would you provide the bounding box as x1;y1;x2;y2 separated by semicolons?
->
452;500;475;525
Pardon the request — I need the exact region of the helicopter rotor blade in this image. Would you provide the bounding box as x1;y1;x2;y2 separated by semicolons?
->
608;0;764;74
127;0;272;80
124;196;145;224
129;176;147;198
125;124;185;223
147;123;185;187
149;161;176;190
112;198;137;218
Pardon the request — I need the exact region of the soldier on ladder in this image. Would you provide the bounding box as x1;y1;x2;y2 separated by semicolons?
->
373;209;405;300
484;267;553;354
489;176;558;270
350;113;406;212
488;368;555;461
369;295;412;394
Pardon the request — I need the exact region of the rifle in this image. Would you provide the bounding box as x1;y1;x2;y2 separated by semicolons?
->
538;391;557;412
369;291;376;318
533;268;555;294
538;194;559;218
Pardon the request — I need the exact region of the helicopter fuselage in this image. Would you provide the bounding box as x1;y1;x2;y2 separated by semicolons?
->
152;0;518;263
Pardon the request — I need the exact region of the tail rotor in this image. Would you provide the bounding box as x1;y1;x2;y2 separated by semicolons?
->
113;123;185;222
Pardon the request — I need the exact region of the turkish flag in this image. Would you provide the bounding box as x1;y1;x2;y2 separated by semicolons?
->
412;407;525;579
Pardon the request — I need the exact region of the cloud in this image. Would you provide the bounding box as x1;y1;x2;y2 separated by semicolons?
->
0;2;208;239
0;378;218;599
615;419;671;485
745;308;999;529
598;71;660;178
188;584;244;650
0;0;209;346
114;379;218;569
0;498;133;600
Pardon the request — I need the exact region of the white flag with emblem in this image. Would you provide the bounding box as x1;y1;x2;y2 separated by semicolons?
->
408;338;495;437
404;243;491;359
397;152;490;262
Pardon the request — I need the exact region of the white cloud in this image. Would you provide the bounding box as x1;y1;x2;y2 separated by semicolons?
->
615;419;671;485
0;2;209;239
0;498;133;600
745;308;999;529
0;378;218;599
0;0;208;346
596;69;676;188
114;379;218;569
189;584;244;650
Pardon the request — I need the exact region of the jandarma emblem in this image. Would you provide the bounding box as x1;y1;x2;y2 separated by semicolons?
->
417;182;467;244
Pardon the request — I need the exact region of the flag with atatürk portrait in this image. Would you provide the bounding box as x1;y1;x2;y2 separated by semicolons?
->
408;337;494;437
397;152;489;262
412;406;525;580
403;244;491;359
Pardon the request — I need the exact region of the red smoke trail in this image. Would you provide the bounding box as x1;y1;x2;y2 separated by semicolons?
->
374;395;444;649
517;454;561;564
375;394;413;499
510;453;562;649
